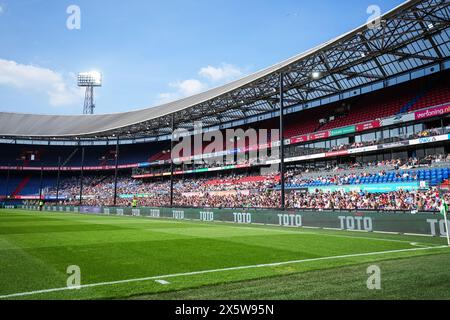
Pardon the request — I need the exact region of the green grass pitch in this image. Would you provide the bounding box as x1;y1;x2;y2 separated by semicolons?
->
0;209;449;300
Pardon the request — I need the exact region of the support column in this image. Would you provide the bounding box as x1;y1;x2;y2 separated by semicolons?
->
279;73;286;210
79;147;85;206
4;165;10;199
113;136;120;206
170;114;175;208
38;164;44;201
56;157;61;203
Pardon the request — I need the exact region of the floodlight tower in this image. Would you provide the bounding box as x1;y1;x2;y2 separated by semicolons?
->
77;71;102;115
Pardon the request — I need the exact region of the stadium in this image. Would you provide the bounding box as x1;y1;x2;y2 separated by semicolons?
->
1;0;450;303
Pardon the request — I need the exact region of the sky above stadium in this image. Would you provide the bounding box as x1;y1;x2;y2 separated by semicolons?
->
0;0;405;115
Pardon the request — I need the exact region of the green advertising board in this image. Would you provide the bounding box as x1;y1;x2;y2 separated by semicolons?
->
21;205;449;238
330;125;356;137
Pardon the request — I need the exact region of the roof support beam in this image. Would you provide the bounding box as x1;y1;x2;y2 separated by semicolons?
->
413;11;444;59
358;33;388;78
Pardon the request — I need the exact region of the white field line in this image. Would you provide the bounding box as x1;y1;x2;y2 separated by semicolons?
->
409;242;431;247
0;245;447;299
404;233;433;237
373;231;401;235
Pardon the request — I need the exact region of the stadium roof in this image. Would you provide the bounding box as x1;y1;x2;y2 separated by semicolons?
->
0;0;449;140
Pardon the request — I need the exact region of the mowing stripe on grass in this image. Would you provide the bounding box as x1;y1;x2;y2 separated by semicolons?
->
229;225;433;245
0;245;447;299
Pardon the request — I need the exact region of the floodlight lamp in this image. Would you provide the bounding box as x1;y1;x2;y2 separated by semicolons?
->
77;71;102;87
311;71;321;79
78;71;102;114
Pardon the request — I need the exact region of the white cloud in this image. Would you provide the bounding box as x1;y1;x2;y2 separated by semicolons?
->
199;63;243;82
0;59;83;107
157;92;176;104
157;63;244;104
158;79;207;104
171;79;207;96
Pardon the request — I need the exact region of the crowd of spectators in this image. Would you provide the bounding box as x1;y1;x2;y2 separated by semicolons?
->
39;158;450;212
416;128;442;138
44;187;450;212
287;188;448;211
174;188;448;211
284;169;418;187
329;140;377;152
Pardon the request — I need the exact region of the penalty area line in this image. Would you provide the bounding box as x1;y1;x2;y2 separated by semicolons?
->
0;245;447;299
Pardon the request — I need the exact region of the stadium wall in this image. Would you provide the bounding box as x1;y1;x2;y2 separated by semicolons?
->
19;205;449;238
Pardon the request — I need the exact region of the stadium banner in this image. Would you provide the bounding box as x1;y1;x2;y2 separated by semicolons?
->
347;145;378;154
0;163;140;172
309;131;330;140
414;104;450;121
305;182;420;193
381;113;415;126
325;150;349;157
22;205;450;237
355;120;381;132
138;160;167;168
289;135;309;144
284;152;326;163
408;133;450;146
5;195;41;200
119;193;168;198
44;195;67;200
379;140;410;149
330;126;356;137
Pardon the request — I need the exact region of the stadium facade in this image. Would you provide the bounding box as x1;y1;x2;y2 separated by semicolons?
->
1;0;450;214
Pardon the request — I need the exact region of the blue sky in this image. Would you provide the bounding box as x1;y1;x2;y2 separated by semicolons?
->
0;0;404;115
